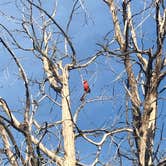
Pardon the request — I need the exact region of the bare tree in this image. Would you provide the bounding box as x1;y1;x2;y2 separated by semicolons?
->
103;0;166;165
0;0;165;166
0;0;132;165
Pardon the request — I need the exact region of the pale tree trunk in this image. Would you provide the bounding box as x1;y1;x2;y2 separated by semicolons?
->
103;0;165;165
61;65;76;166
125;56;158;166
137;92;157;166
0;124;18;166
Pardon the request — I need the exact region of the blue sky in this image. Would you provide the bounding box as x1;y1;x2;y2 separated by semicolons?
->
0;0;165;165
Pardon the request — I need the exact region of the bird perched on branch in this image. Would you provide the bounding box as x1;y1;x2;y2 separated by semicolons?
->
83;80;91;93
80;80;90;101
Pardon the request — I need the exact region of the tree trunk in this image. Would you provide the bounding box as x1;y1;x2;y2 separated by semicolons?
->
61;66;76;166
137;92;157;166
0;125;18;166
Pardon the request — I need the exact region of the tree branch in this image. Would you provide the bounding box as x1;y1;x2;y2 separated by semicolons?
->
0;97;64;165
27;0;76;65
0;38;30;124
76;127;133;146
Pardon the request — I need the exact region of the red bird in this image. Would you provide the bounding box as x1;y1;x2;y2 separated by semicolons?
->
83;80;91;93
80;80;90;101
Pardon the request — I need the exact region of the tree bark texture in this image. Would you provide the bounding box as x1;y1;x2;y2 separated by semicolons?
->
104;0;164;165
61;66;76;166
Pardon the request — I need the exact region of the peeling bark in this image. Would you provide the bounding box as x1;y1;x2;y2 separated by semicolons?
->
103;0;166;165
138;92;157;166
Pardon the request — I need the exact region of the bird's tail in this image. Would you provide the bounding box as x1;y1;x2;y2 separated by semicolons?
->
80;92;87;101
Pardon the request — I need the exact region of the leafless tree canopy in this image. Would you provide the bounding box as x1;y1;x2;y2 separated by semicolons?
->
0;0;165;166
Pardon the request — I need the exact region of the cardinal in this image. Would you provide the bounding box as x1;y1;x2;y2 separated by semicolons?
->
80;80;90;101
